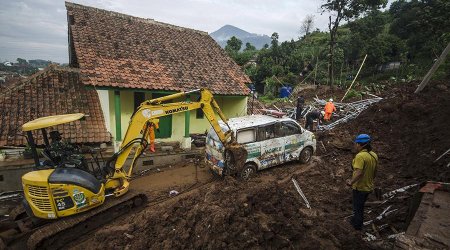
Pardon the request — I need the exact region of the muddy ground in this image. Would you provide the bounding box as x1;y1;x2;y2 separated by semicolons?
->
65;81;450;249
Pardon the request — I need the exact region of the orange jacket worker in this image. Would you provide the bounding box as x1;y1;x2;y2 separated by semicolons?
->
148;121;159;152
324;98;336;121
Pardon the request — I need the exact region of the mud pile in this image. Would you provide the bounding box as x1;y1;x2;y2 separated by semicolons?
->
85;170;363;249
73;81;449;249
321;82;450;183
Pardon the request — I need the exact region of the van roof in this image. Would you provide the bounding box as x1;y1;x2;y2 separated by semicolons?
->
223;115;294;130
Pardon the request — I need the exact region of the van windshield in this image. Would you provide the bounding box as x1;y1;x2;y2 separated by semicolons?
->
207;125;229;142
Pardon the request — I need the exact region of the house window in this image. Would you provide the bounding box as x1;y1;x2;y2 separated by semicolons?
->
134;92;146;111
196;109;204;119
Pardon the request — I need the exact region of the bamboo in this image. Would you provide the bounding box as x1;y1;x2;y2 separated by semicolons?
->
341;54;367;102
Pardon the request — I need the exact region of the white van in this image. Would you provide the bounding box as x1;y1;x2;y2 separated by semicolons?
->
205;115;316;179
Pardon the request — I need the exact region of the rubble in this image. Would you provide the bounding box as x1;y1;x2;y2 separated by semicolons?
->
316;96;383;131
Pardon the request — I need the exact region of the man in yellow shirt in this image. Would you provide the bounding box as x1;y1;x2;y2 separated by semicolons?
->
346;134;378;230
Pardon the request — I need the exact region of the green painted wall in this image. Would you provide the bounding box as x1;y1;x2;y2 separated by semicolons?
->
104;90;247;142
189;95;248;134
108;90;116;140
120;91;134;138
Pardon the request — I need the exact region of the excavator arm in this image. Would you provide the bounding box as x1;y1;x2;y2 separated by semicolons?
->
104;89;246;196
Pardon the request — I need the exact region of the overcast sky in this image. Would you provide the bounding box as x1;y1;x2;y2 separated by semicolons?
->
0;0;330;63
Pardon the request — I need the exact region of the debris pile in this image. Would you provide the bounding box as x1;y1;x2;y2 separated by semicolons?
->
316;96;383;130
249;85;382;131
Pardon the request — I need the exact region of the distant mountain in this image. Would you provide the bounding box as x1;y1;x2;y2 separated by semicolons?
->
210;25;271;50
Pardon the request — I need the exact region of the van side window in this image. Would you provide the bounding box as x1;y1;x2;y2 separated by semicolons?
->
281;122;301;136
257;124;278;141
237;129;256;144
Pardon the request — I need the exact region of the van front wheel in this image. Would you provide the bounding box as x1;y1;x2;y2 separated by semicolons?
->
240;163;256;180
299;147;313;164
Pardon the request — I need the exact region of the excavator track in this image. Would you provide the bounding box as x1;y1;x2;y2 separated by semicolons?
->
27;191;147;250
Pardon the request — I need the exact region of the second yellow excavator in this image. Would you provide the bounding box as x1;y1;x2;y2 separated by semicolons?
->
12;88;247;249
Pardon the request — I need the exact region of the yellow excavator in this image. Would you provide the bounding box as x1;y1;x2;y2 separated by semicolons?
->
4;89;247;249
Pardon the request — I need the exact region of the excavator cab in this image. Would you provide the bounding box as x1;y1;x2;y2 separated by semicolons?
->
21;113;106;219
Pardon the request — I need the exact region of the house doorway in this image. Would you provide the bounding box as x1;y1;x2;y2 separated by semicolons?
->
151;93;172;138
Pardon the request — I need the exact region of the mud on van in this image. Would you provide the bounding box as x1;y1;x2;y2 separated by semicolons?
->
205;115;317;179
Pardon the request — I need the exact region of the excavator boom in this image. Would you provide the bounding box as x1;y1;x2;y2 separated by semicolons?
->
105;88;247;196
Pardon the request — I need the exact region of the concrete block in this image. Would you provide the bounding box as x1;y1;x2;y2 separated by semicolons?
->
161;146;173;152
180;137;191;150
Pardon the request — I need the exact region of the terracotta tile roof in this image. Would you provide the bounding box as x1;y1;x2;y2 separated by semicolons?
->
0;65;111;146
66;2;251;96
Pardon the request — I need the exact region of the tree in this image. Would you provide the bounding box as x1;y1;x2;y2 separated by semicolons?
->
300;15;315;36
270;32;279;48
244;42;256;51
17;58;28;65
225;36;242;52
321;0;387;87
346;10;406;66
225;38;257;67
389;0;450;60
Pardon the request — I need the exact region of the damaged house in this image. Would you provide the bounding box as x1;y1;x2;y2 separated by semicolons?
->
66;2;251;147
0;65;111;147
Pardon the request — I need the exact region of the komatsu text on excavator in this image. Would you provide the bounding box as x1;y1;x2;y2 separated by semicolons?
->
4;88;247;249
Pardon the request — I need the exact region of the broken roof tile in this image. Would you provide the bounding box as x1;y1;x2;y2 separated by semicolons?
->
0;65;111;146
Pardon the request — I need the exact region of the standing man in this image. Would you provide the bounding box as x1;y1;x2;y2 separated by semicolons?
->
296;95;305;120
324;98;336;122
346;134;378;231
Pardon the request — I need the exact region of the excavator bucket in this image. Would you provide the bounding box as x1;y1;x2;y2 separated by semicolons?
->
224;143;248;174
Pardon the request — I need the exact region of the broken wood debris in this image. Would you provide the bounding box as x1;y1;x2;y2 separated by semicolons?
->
0;191;23;202
433;148;450;163
387;232;405;240
372;223;381;238
382;184;418;199
363;205;398;226
363;232;377;242
320;141;327;152
292;178;311;209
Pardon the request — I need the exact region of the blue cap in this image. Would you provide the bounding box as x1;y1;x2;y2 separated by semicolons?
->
355;134;371;144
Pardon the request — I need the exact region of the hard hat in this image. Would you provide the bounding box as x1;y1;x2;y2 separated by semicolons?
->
354;134;371;144
320;111;325;116
329;98;333;102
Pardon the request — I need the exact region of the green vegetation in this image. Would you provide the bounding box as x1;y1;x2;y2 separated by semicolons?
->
224;0;450;98
0;58;41;75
